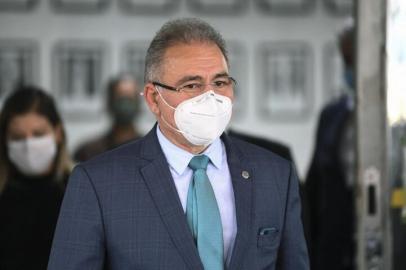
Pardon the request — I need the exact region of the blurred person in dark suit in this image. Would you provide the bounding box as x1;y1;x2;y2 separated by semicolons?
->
0;86;72;270
74;74;142;162
305;24;356;270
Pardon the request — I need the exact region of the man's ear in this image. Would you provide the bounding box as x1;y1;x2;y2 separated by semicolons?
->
143;83;160;116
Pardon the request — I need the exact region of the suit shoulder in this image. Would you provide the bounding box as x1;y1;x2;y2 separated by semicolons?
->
79;138;144;171
228;130;293;161
321;94;349;116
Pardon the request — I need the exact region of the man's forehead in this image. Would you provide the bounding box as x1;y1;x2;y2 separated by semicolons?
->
162;43;227;68
163;41;225;59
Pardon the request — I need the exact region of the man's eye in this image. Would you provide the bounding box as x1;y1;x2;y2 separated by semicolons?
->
214;80;228;87
182;83;201;90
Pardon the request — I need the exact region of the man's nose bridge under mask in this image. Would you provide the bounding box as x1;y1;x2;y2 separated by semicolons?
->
201;82;216;93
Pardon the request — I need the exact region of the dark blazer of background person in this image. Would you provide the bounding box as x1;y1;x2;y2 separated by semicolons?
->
48;126;308;270
305;95;355;270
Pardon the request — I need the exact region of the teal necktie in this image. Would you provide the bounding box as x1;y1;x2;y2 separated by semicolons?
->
186;155;224;270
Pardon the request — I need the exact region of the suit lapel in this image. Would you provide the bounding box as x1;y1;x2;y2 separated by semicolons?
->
222;135;253;270
139;126;204;270
138;127;253;270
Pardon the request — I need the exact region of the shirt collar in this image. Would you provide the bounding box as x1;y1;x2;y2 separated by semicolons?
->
156;125;223;175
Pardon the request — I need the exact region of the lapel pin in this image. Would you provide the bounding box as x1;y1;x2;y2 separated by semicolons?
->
241;170;250;179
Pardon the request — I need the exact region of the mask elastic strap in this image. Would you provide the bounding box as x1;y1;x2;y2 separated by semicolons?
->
154;86;177;110
154;86;186;135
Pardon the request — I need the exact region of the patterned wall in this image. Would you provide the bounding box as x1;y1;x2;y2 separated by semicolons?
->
0;0;353;177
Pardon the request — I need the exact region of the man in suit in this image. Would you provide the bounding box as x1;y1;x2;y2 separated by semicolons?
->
73;74;142;162
305;25;356;270
48;18;309;270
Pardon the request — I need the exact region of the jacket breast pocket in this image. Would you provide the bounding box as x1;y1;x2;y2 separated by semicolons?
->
257;227;279;249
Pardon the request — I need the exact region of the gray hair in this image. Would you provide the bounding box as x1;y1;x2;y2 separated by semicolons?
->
144;18;228;83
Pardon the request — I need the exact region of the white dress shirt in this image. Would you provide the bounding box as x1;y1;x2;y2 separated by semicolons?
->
156;126;237;264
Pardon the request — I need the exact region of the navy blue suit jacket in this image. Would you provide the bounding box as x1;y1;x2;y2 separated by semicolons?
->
305;94;355;270
48;126;309;270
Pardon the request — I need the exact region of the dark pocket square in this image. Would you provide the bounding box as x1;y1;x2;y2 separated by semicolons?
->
257;227;279;248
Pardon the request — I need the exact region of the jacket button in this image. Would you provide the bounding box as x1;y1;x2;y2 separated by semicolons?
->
242;171;250;179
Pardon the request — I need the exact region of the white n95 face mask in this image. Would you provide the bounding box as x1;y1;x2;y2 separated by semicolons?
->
7;134;57;176
156;89;232;146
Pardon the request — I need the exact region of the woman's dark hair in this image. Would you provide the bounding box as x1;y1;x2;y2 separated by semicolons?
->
0;85;72;192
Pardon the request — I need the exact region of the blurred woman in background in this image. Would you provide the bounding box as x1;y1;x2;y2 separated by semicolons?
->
0;86;72;270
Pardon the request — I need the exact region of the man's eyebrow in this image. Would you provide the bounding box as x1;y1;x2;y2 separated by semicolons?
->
213;72;229;79
175;75;203;86
175;72;229;85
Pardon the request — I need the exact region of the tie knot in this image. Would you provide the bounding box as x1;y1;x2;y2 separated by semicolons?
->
188;155;210;171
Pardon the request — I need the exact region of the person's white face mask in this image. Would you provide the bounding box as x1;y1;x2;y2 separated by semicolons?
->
7;134;57;176
156;89;232;146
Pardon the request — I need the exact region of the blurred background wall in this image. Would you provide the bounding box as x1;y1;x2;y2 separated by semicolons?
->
0;0;353;178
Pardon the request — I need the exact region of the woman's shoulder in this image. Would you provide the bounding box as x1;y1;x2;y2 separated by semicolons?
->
1;175;64;201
